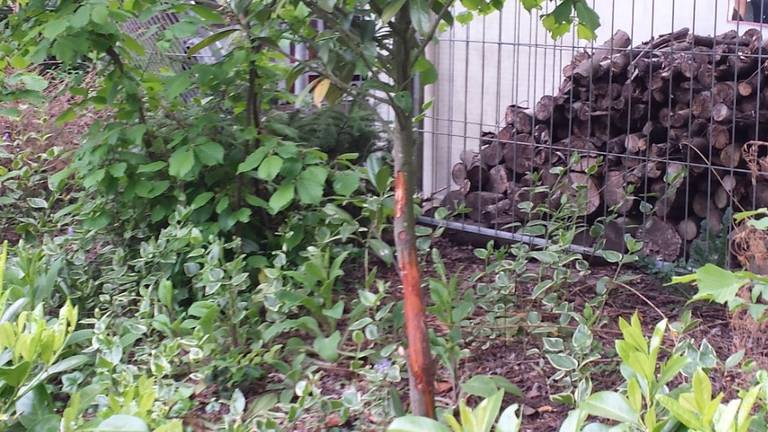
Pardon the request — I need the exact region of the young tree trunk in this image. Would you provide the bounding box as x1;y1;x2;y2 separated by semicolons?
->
391;10;435;419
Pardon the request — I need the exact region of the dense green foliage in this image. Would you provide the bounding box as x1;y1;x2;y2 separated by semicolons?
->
6;1;768;431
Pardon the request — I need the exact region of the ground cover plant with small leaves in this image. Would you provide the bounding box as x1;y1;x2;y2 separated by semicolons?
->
11;1;768;431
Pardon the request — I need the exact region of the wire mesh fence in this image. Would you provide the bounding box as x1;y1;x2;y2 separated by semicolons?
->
421;1;768;268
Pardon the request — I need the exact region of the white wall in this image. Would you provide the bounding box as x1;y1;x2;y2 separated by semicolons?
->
422;0;765;196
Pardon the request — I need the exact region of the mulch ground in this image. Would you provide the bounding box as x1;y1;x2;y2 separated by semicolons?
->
302;236;739;432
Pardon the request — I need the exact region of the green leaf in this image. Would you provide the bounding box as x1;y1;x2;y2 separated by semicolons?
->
497;404;522;432
257;155;283;181
91;5;109;25
414;56;438;85
368;239;394;265
42;20;69;39
19;74;48;92
581;392;639;425
122;34;146;56
725;350;745;369
96;415;150;432
135;180;170;198
691;264;749;304
656;395;700;429
137;161;166;173
108;162;127;178
46;355;89;376
169;147;195;178
0;361;31;387
313;331;341;362
269;183;294;213
332;170;361;196
195;142;224;166
393;91;413;113
166;74;191;100
574;1;600;33
387;416;451;432
56;108;77;125
600;250;622;263
409;0;432;36
187;28;238;56
26;198;48;209
381;0;407;23
521;0;544;11
296;166;329;204
238;147;269;174
158;279;173;309
322;301;344;320
546;353;578;370
475;390;504;432
318;0;336;12
191;192;214;209
461;375;500;398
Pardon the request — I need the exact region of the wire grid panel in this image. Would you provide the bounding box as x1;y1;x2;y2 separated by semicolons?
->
422;1;768;267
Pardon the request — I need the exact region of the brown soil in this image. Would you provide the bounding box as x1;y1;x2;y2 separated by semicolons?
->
287;236;738;432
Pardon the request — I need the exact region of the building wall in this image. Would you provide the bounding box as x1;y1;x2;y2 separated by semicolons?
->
422;0;764;196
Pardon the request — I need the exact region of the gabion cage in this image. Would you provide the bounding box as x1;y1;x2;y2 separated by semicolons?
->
421;1;768;267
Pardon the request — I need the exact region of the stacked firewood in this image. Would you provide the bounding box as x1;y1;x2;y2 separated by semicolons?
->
444;27;768;261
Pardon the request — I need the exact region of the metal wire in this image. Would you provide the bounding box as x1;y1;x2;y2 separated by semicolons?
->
422;3;768;268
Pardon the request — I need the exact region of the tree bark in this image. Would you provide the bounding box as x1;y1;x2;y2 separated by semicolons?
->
391;9;434;418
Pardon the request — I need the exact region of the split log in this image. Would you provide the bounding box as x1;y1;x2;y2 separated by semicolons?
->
460;149;490;191
480;140;504;166
573;30;632;80
503;133;541;175
638;216;682;262
604;171;634;214
677;218;699;241
488;165;511;195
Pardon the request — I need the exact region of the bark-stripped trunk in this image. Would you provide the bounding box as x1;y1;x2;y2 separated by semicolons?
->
392;9;435;419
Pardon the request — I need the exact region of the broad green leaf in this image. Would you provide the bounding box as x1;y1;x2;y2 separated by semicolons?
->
257;155;283;181
382;0;407;22
43;20;68;39
187;29;237;56
0;361;31;387
26;198;47;209
692;264;749;304
134;180;170;198
461;375;499;398
475;390;504;432
409;0;432;36
169;147;195;178
191;192;214;209
195;142;224;166
318;0;336;12
546;353;578;370
332;170;361;196
368;238;393;265
96;415;150;432
91;5;109;25
656;395;700;429
237;147;269;174
166;74;191;100
558;409;587;432
296;166;329;204
137;161;166;173
313;331;341;362
269;183;294;213
497;404;522;432
19;74;48;92
387;416;451;432
158;279;173;309
581;392;639;425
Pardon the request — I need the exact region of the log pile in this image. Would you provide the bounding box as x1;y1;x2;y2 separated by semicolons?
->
444;27;768;261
